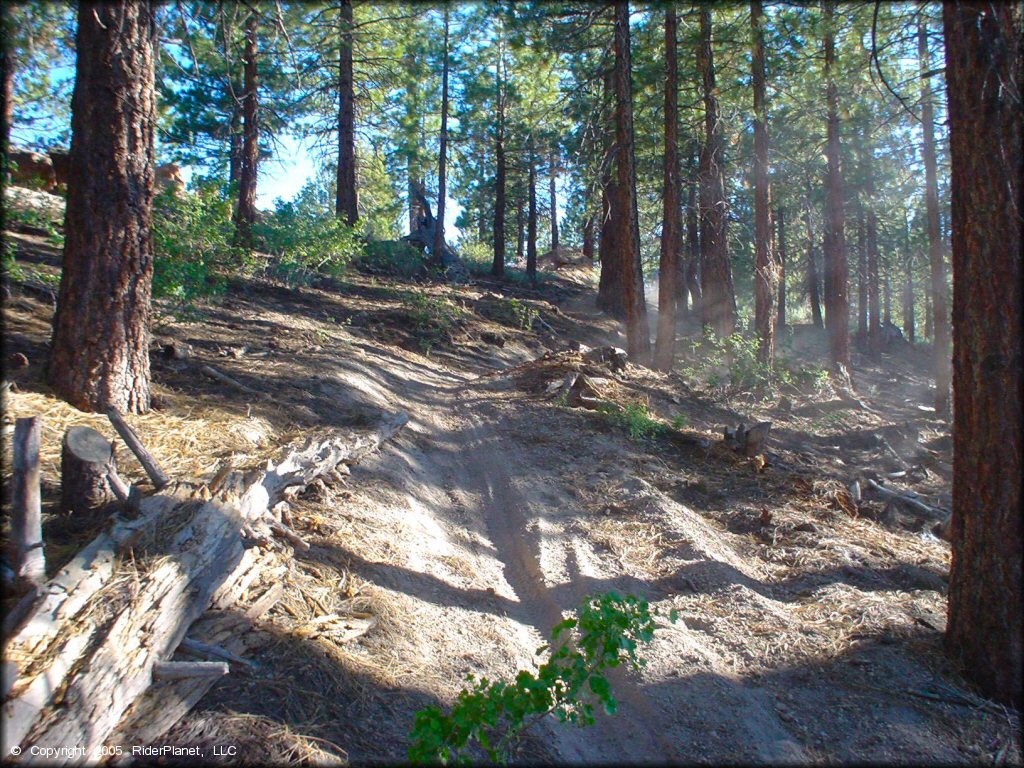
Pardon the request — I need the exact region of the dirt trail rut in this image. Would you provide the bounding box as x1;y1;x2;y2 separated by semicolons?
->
345;341;813;763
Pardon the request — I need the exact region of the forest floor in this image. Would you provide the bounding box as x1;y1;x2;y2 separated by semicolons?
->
3;210;1021;765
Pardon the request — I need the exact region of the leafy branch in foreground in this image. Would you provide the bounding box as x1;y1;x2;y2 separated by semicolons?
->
408;592;676;765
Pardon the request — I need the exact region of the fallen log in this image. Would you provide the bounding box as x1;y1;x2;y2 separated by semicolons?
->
107;409;170;489
153;661;229;681
864;478;947;519
1;412;410;763
200;364;260;396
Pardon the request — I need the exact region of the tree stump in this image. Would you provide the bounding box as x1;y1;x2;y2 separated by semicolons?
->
61;426;117;519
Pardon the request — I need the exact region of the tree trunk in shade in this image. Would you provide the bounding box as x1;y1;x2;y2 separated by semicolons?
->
612;0;650;361
805;204;823;329
433;7;450;263
942;0;1022;709
335;0;358;225
919;7;950;415
776;208;787;330
821;1;850;374
47;1;157;415
526;139;537;280
751;0;777;366
234;10;259;247
654;6;681;371
697;8;735;338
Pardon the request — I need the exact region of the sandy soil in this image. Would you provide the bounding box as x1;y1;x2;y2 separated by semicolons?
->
2;225;1020;765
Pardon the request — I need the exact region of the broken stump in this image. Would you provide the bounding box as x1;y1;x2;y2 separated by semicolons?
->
61;426;117;519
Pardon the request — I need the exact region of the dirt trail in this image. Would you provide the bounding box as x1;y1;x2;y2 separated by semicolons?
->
3;228;1017;763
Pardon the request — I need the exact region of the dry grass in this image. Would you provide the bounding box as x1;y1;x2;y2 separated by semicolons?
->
1;387;287;489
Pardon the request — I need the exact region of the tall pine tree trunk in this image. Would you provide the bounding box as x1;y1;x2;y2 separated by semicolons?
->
335;0;357;225
919;7;950;415
857;207;867;340
234;11;259;247
943;1;1022;708
48;0;157;414
805;203;823;329
613;0;650;361
0;3;12;168
516;198;525;264
654;6;681;371
684;146;702;320
582;215;595;264
862;135;882;357
751;0;777;365
822;1;850;374
549;147;559;252
492;34;506;277
777;208;787;330
526;138;537;280
698;8;735;337
433;7;450;262
597;64;624;318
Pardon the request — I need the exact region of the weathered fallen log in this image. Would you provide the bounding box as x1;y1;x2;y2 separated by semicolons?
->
10;417;45;585
1;412;410;763
864;478;947;519
200;364;260;396
153;661;229;681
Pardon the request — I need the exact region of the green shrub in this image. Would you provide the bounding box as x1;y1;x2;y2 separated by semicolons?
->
408;592;674;764
253;199;360;285
152;181;234;306
599;401;665;442
6;204;63;246
358;239;426;278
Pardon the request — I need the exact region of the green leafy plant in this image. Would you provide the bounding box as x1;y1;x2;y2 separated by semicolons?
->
358;239;426;278
599;401;665;442
253;198;360;285
508;298;538;331
408;592;674;765
152;181;234;307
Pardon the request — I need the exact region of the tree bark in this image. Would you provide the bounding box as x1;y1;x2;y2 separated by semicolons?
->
492;32;506;277
597;65;624;318
0;3;13;172
60;426;117;519
11;417;45;584
527;139;537;280
776;208;787;330
822;1;850;373
751;0;777;365
335;0;358;226
47;0;156;415
433;7;450;263
857;207;867;340
919;6;949;415
549;146;559;252
582;215;595;265
805;202;823;329
654;6;681;371
516;198;525;264
684;146;702;319
697;7;735;337
943;0;1022;709
613;0;650;361
902;216;916;343
234;10;259;247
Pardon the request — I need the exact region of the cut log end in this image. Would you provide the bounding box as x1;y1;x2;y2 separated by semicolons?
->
61;426;117;518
